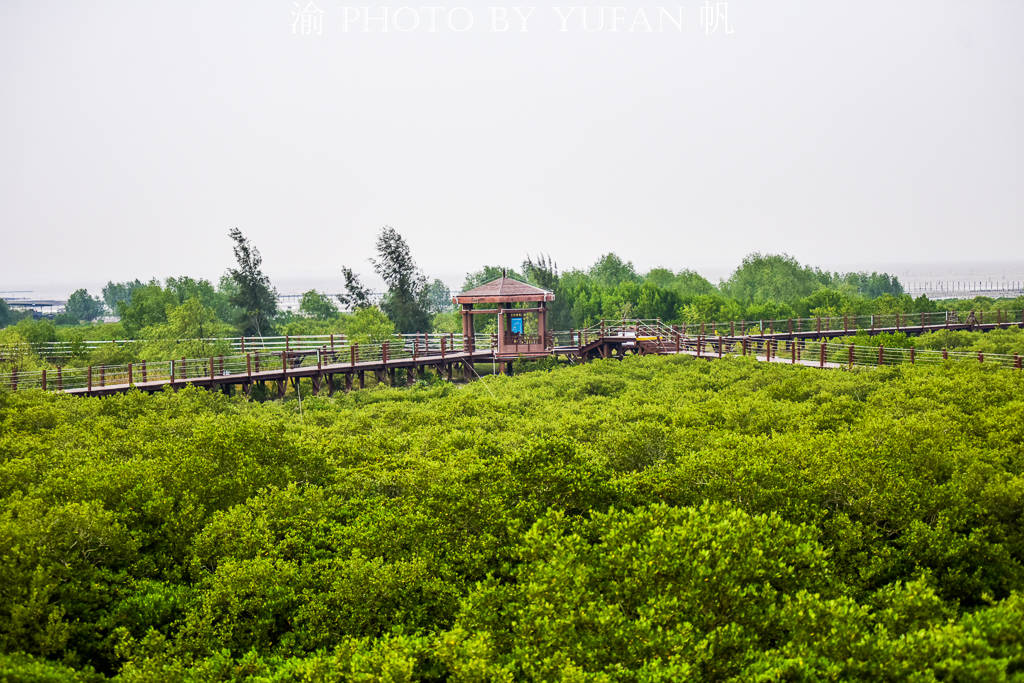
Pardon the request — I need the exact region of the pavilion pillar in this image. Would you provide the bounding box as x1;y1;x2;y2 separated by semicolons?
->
462;303;475;351
538;301;548;348
497;307;506;356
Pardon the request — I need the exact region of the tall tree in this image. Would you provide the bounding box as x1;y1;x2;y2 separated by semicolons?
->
588;253;639;288
227;228;278;336
64;289;105;322
299;290;338;319
370;226;430;333
102;279;144;312
337;267;372;310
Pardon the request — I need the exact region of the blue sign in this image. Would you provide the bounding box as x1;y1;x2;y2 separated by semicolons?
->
510;317;524;334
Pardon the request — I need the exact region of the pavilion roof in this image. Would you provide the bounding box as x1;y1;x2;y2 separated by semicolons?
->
453;276;555;304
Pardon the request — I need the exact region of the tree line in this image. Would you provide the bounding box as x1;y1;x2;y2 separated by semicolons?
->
2;227;1021;350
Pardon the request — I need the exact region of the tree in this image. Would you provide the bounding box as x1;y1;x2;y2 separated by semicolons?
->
337;267;372;310
64;289;105;322
721;253;821;305
0;298;12;328
299;290;338;319
371;226;430;333
522;254;559;291
588;253;639;288
117;282;176;335
424;279;453;315
227;228;278;336
102;280;144;313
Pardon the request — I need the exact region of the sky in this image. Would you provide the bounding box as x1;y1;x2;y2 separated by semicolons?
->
2;0;1022;297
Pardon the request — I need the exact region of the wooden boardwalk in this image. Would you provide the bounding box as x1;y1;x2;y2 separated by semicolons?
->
4;311;1023;397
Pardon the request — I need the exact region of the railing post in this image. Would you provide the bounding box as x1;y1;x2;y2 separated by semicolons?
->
57;366;63;391
791;340;796;364
383;341;389;364
128;363;133;387
441;337;447;359
141;361;147;383
730;321;735;337
209;357;215;383
169;360;175;385
247;353;252;379
742;338;748;356
920;312;925;328
718;336;724;359
788;318;793;334
943;348;948;361
8;368;17;390
819;343;826;368
848;344;854;369
351;344;357;367
910;348;915;365
413;338;418;360
330;333;335;353
1015;354;1021;370
978;351;984;364
87;366;93;394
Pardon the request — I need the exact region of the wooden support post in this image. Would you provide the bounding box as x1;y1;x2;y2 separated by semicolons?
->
730;321;735;337
446;363;453;382
1015;354;1021;370
413;339;418;360
57;366;63;391
791;340;796;364
169;360;175;386
696;336;702;358
788;318;793;334
358;370;365;388
441;337;446;359
819;343;826;368
330;333;335;354
920;312;925;328
141;361;147;383
42;369;47;391
128;363;133;387
943;348;948;360
878;346;884;366
246;353;252;379
910;347;916;365
407;366;414;385
676;331;681;353
848;344;854;369
277;378;285;398
383;341;389;365
718;336;724;359
345;373;353;392
742;338;748;356
978;351;984;364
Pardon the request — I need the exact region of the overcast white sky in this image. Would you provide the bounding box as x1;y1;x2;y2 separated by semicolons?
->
2;0;1022;296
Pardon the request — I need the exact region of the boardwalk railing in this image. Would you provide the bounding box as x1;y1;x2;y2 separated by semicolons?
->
0;334;479;393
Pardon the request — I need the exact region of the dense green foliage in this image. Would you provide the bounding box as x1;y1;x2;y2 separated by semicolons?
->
2;357;1023;679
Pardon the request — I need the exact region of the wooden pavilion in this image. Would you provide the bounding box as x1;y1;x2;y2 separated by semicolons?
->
453;275;555;359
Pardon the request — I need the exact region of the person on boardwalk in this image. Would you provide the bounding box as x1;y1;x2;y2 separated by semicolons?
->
965;310;978;330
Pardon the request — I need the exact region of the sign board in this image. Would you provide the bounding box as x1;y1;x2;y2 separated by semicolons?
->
510;317;524;334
